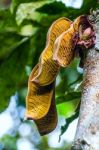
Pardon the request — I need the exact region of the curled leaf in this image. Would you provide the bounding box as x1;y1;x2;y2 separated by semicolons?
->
25;15;95;135
35;88;57;135
32;17;72;86
53;23;76;67
53;15;94;67
25;64;55;120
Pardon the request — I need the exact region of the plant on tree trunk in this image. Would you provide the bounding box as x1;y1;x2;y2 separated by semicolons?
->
25;12;96;138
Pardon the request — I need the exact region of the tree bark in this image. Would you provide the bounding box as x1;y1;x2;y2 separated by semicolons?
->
72;10;99;150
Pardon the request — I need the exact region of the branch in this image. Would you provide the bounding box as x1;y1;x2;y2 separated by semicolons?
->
72;10;99;150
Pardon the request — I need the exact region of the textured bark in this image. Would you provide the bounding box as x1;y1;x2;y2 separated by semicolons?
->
72;10;99;150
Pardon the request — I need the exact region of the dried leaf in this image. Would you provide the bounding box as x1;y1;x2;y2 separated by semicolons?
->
25;64;55;120
25;15;94;135
53;16;90;67
32;17;72;86
35;88;57;135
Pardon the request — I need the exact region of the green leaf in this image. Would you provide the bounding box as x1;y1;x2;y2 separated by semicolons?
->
57;98;80;117
18;24;39;36
81;0;98;13
0;9;17;33
55;58;83;99
36;1;67;14
11;0;33;13
16;1;55;25
56;91;81;105
0;33;27;60
59;109;79;142
0;38;30;112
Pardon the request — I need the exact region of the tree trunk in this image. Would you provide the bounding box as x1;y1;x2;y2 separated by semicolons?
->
72;10;99;150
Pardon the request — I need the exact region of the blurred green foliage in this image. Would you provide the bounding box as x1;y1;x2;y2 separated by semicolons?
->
0;0;98;112
0;0;98;149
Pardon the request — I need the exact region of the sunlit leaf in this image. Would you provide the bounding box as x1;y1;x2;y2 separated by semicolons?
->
32;17;72;86
56;91;81;105
57;97;80;117
19;24;39;36
26;64;55;120
16;1;55;25
53;15;92;67
11;0;32;13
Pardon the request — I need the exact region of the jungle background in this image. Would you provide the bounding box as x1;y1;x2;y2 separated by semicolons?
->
0;0;98;150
